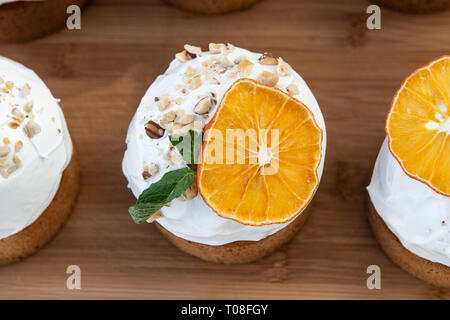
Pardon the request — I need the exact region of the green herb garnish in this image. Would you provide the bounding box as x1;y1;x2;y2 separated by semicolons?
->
128;167;195;223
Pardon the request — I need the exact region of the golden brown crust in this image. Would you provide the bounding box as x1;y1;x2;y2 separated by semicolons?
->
374;0;450;13
0;0;90;42
163;0;261;14
367;196;450;288
155;206;310;264
0;151;81;264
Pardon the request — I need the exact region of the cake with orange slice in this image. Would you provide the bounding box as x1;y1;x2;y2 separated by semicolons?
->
123;43;326;263
367;56;450;287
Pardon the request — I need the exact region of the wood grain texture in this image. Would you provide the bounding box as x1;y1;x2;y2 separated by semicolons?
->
0;0;449;299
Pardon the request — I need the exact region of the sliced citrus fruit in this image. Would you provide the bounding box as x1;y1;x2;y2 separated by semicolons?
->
198;79;323;226
386;56;450;196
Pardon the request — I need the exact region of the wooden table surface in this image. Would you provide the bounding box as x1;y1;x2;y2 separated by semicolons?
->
0;0;449;300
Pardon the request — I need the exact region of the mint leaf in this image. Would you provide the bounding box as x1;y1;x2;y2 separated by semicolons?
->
169;130;203;165
128;167;195;224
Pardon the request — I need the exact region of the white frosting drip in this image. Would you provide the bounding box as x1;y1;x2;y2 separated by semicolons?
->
368;138;450;267
122;46;326;246
0;56;73;239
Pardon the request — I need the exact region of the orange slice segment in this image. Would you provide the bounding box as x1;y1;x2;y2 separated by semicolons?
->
386;56;450;196
198;79;323;226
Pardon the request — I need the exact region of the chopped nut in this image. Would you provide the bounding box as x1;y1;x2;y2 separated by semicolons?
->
234;54;247;64
0;77;3;85
8;122;20;130
171;150;183;164
22;84;31;97
160;111;177;125
11;108;25;123
175;50;192;62
226;43;235;52
183;181;198;200
3;138;10;145
218;55;234;68
208;77;220;85
176;113;195;125
278;60;292;77
142;171;151;180
142;162;159;180
5;81;14;90
164;149;183;165
157;93;171;111
170;122;195;135
184;44;202;56
147;162;159;175
202;56;217;69
0;169;8;179
194;95;216;114
144;120;165;139
12;155;21;165
209;43;226;54
0;158;8;168
146;210;162;223
188;74;202;90
23;119;41;138
183;66;202;89
257;71;279;87
14;141;23;152
226;70;237;78
215;66;227;74
0;145;11;157
23;101;33;113
286;83;299;95
238;59;254;76
174;97;183;105
7;164;18;174
258;52;278;65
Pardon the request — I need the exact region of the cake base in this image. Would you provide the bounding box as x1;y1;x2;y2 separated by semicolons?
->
155;207;310;264
374;0;450;13
163;0;261;14
0;152;81;264
0;0;90;42
367;196;450;288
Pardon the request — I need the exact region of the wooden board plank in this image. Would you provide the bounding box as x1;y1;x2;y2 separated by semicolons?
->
0;0;449;299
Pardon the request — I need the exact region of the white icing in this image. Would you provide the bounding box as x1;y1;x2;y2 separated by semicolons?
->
122;46;326;246
0;56;73;239
368;138;450;267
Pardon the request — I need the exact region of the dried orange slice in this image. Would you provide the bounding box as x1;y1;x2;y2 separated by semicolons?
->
387;56;450;196
198;79;323;226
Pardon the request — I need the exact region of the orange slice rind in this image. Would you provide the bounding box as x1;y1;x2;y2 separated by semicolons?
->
198;78;323;226
386;55;450;196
